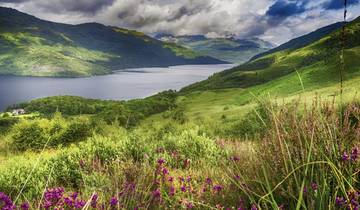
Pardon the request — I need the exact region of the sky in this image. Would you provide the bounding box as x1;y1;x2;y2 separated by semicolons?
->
0;0;359;45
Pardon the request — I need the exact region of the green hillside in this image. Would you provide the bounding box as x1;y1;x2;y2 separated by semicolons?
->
157;35;273;64
182;17;360;93
0;7;224;77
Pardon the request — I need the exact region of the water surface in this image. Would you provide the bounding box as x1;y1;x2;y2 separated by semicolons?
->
0;64;234;110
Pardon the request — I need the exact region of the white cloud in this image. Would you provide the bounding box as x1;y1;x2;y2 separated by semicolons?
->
0;0;359;45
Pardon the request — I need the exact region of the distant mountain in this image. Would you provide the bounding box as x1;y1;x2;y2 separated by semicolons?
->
182;17;360;92
0;7;225;77
155;34;274;64
250;21;344;61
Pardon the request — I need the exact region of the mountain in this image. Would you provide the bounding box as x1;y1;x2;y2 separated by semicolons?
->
155;34;274;64
182;17;360;92
0;7;224;77
250;21;344;61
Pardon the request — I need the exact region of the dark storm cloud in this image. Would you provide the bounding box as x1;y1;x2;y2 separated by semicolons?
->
116;0;213;28
266;0;307;18
0;0;116;14
0;0;27;2
43;0;116;14
323;0;360;10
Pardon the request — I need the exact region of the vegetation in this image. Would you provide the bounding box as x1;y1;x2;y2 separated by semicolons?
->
0;6;359;210
158;35;273;64
181;17;360;92
0;7;224;77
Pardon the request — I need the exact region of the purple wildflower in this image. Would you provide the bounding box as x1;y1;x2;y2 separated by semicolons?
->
168;176;174;182
181;186;187;192
336;197;346;207
303;186;308;194
311;183;318;191
110;197;118;206
91;194;98;208
20;202;29;210
162;168;169;175
64;197;73;206
186;176;192;182
74;200;86;209
351;147;359;161
206;177;213;185
186;202;194;209
251;204;258;210
213;185;223;192
169;186;175;196
342;152;350;161
232;156;240;162
70;192;78;200
0;192;14;208
157;158;165;165
152;189;161;199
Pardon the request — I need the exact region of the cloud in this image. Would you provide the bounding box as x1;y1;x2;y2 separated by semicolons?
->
0;0;359;45
0;0;116;14
266;0;307;18
323;0;360;10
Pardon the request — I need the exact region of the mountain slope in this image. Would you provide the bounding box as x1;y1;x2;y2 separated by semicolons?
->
0;7;224;77
250;21;344;61
182;17;360;92
156;34;273;64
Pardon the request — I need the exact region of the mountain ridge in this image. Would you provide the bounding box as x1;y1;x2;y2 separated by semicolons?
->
181;16;360;92
0;7;225;77
156;34;274;64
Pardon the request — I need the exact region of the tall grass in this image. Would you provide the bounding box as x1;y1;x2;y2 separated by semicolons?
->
0;99;359;209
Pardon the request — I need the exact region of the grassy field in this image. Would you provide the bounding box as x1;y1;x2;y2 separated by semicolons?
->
0;13;359;210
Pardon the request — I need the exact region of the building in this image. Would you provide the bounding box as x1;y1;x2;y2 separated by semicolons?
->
12;109;26;116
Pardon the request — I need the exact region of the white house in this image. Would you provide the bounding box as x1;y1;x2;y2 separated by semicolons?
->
12;109;26;116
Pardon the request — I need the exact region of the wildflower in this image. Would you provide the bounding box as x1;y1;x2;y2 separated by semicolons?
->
311;183;318;191
70;192;78;200
162;168;169;175
168;176;174;182
213;185;223;192
186;202;194;209
251;204;258;210
303;187;308;194
157;158;165;165
0;192;14;208
351;147;359;161
110;197;118;206
169;186;175;196
335;197;346;207
232;156;240;162
74;200;86;209
152;189;161;199
342;152;350;161
20;202;29;210
64;197;73;206
234;175;241;180
186;176;192;182
206;177;213;185
178;176;185;182
91;194;98;208
181;186;187;192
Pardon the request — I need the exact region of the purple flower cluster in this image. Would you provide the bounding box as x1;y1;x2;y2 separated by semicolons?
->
342;147;359;162
336;191;360;209
0;192;16;210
